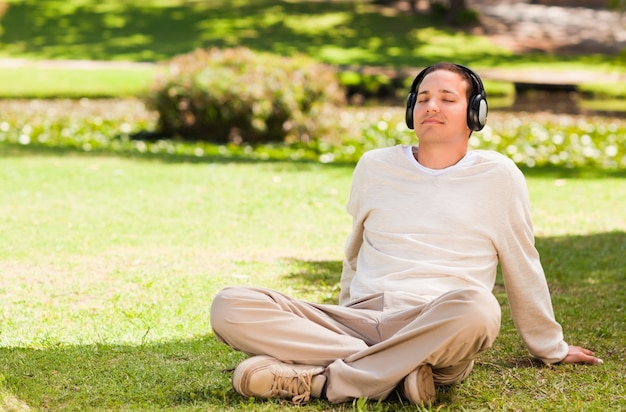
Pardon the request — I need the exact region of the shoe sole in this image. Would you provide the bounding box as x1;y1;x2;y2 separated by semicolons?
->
232;355;277;397
404;364;436;406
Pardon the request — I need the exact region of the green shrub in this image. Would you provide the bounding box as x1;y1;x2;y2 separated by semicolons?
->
145;47;346;145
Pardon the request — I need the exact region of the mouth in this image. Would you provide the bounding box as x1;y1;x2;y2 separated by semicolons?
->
421;118;444;125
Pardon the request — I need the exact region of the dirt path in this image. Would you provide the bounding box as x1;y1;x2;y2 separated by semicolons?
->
472;0;626;55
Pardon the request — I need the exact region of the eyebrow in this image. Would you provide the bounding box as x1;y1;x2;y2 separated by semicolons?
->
417;88;459;96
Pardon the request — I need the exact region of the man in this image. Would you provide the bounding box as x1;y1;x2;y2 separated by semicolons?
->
210;62;602;406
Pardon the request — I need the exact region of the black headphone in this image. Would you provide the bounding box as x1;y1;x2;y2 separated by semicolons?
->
405;63;488;131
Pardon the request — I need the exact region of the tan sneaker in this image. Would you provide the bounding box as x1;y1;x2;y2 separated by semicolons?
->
232;355;326;405
403;364;436;406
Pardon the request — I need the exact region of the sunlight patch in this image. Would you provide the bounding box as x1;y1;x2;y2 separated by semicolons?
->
0;388;31;412
284;12;351;35
317;46;374;65
107;34;151;47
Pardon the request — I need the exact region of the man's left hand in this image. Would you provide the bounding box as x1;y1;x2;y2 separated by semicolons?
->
562;345;603;365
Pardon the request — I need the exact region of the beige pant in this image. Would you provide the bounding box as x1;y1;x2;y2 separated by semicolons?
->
210;286;501;403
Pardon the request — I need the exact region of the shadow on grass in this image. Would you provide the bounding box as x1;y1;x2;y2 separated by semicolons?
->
536;231;626;284
519;165;626;179
283;259;344;304
0;336;248;410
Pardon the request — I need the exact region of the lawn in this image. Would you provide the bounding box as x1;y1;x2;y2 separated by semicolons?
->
0;1;624;410
0;64;154;98
0;144;624;411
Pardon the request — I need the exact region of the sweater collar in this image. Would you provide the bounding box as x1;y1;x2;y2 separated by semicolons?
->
403;145;477;176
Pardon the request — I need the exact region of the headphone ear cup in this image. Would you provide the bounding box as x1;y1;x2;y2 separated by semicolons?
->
467;94;488;131
405;92;417;129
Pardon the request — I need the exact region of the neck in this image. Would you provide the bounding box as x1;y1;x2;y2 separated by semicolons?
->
413;143;468;169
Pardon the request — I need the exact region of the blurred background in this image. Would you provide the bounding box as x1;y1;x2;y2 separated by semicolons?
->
0;0;625;165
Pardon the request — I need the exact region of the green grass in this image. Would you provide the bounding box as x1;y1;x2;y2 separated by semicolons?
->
0;1;624;409
0;146;624;411
0;0;625;99
0;65;154;98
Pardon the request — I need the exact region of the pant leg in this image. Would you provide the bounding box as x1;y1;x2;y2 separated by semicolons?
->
211;286;501;404
324;287;501;403
432;360;474;385
210;286;378;365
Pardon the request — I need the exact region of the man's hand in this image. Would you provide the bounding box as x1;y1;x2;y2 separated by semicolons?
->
562;345;603;365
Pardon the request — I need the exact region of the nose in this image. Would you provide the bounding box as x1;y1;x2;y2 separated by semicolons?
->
425;99;439;112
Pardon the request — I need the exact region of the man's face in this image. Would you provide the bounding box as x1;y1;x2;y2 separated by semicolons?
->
413;69;470;143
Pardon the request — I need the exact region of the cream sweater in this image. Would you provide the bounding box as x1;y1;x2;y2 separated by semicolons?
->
340;145;569;363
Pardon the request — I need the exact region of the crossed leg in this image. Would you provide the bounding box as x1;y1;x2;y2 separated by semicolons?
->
210;286;501;403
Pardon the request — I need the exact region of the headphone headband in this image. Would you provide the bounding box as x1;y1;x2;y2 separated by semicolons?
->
405;63;488;132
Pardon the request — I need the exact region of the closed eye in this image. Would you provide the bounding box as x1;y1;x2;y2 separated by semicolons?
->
418;98;456;104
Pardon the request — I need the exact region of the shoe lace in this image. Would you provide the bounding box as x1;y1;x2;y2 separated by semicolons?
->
268;368;313;405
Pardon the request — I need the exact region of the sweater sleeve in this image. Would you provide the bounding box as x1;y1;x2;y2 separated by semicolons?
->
339;155;369;305
497;164;569;363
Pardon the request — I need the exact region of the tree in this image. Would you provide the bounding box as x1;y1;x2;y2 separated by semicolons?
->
372;0;476;25
447;0;468;21
432;0;478;25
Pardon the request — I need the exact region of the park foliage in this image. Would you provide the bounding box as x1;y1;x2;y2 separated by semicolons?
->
146;47;345;145
1;94;625;170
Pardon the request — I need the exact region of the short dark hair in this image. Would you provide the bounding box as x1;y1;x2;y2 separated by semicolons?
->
418;62;476;100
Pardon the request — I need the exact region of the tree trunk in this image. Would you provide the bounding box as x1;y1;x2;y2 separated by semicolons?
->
446;0;467;24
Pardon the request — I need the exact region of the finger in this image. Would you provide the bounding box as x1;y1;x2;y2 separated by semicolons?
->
581;354;603;365
579;347;595;356
570;346;595;356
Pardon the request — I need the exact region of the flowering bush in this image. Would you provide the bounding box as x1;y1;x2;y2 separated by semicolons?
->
473;113;625;169
145;47;345;145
